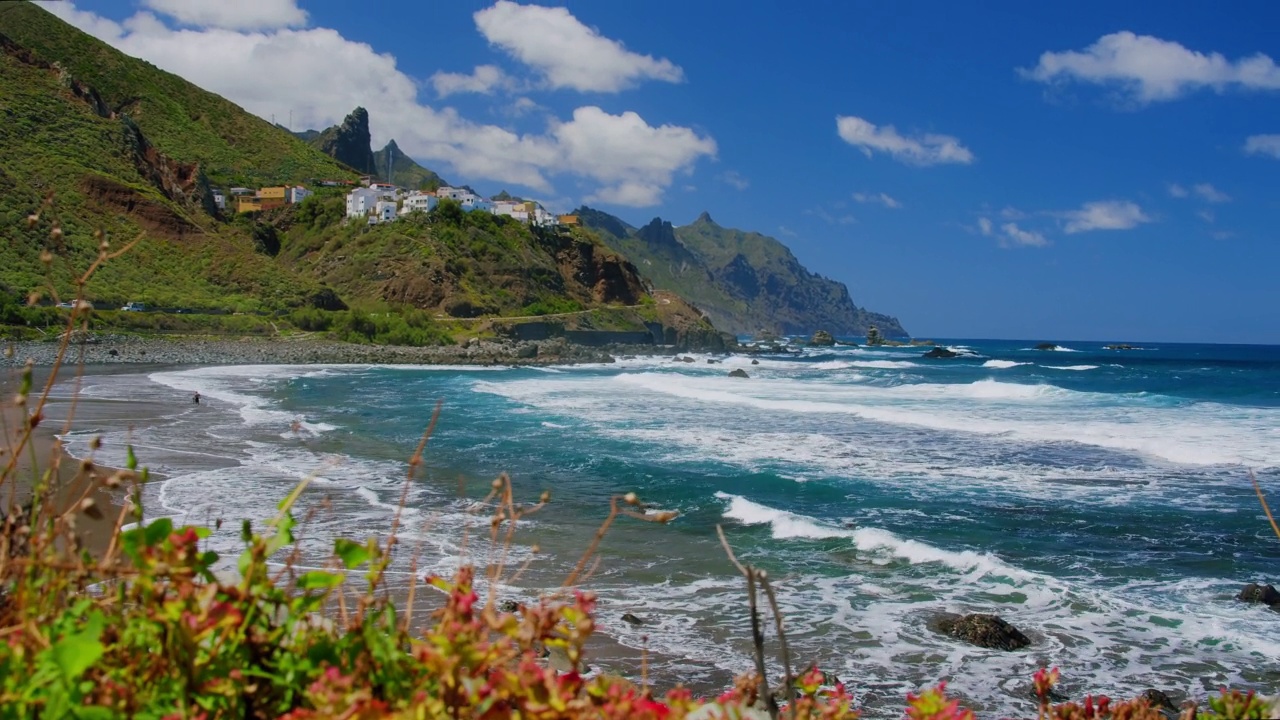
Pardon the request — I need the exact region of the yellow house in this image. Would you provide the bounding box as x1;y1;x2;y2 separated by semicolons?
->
258;186;287;201
559;214;580;226
235;196;262;213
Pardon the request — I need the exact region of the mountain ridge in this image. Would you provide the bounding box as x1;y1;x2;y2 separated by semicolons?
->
577;206;907;337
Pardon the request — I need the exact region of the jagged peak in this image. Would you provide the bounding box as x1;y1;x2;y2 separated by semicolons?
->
693;211;715;225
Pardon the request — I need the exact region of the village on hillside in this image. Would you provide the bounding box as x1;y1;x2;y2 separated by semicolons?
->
214;176;578;228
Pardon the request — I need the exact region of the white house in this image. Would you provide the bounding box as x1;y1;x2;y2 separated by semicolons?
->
374;200;398;223
211;190;226;211
287;186;312;204
435;186;469;201
346;187;381;218
400;193;438;215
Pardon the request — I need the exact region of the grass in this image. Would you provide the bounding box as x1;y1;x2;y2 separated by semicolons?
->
1;236;1277;719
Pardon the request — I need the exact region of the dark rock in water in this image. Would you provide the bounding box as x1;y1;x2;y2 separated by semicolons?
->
728;369;749;378
1104;344;1139;350
499;600;519;613
809;330;835;347
751;359;760;365
1237;582;1280;606
931;612;1030;650
1140;689;1177;711
621;612;645;626
706;358;719;364
1033;342;1059;351
922;347;959;359
677;356;695;363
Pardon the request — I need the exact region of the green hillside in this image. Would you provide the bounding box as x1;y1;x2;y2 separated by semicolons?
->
0;22;331;312
0;4;351;188
0;3;714;346
578;207;908;337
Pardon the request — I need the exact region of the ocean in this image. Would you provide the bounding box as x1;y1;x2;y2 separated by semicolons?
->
52;340;1280;717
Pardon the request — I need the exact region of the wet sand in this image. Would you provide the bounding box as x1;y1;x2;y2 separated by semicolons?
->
0;361;165;555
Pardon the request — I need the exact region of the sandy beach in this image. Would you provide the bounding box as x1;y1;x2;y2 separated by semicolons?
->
0;360;151;556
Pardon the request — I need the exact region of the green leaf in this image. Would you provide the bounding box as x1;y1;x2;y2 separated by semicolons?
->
297;570;344;590
125;444;137;471
334;538;370;569
74;706;117;720
143;517;173;548
50;611;105;681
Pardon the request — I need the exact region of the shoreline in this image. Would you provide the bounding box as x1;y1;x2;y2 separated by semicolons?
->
1;364;139;557
3;359;728;695
1;334;717;369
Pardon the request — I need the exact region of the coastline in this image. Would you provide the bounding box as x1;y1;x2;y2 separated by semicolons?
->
1;334;701;369
1;364;139;556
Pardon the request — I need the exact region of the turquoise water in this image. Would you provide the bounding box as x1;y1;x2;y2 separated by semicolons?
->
61;340;1280;716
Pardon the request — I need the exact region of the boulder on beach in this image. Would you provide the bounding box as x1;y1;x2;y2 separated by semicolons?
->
931;612;1030;650
1140;689;1177;712
728;369;749;378
1237;582;1280;606
621;612;645;626
922;347;959;359
809;330;835;347
499;600;519;613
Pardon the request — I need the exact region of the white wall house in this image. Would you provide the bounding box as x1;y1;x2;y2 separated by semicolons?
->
346;187;381;218
400;193;438;215
211;190;226;211
435;186;468;201
287;186;312;204
374;200;398;224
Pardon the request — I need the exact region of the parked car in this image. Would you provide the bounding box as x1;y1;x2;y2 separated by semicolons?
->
120;302;147;312
56;301;75;309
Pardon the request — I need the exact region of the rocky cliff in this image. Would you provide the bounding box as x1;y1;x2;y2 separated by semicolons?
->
309;107;376;175
578;207;907;337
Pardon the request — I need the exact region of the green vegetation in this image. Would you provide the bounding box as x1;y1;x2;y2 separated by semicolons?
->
0;4;352;189
0;6;703;346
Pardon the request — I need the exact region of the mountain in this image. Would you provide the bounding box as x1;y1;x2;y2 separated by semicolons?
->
0;3;348;310
373;139;445;190
307;107;376;175
301;110;447;190
0;4;720;346
578;207;907;337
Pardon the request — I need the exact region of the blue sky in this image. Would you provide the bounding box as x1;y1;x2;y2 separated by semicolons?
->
45;0;1280;343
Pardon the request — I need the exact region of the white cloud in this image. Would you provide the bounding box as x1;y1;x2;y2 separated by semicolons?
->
1192;183;1230;203
836;115;974;165
1060;200;1151;233
1197;209;1215;224
430;65;513;97
556;107;716;206
141;0;306;31
719;171;749;190
1244;134;1280;158
1001;222;1049;248
473;1;683;92
39;2;713;206
978;216;1048;247
1022;31;1280;104
852;192;901;208
1168;183;1188;198
778;226;797;237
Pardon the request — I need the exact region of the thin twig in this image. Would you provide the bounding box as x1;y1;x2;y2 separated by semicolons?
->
1250;470;1280;542
385;400;442;559
758;571;796;720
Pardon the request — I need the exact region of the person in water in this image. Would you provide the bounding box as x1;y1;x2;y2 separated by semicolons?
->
192;392;201;404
